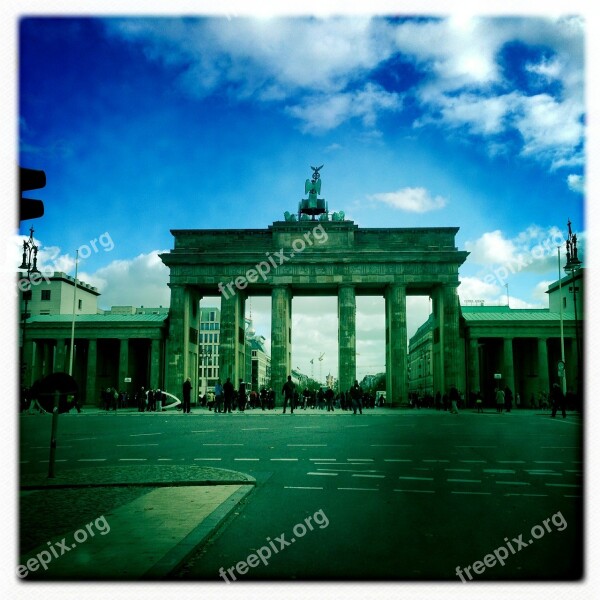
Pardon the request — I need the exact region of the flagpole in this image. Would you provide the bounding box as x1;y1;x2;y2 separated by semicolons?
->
68;250;79;376
558;246;566;394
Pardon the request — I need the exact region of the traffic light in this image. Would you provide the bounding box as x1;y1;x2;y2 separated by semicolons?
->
19;166;46;221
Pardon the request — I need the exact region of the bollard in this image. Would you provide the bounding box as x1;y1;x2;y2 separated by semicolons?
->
47;391;60;478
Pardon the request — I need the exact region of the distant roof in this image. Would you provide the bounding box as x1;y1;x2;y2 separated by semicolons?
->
461;308;576;322
26;313;168;324
546;267;584;294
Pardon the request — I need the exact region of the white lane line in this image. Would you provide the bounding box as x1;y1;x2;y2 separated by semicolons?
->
338;487;378;491
527;472;562;476
447;479;481;483
371;444;412;447
445;468;471;472
192;430;216;433
203;443;243;446
318;468;378;473
495;481;530;486
309;458;336;461
398;476;434;481
270;458;299;462
347;459;374;462
423;459;450;463
288;444;327;447
130;433;163;437
565;470;583;473
293;426;321;429
545;483;580;488
484;469;516;474
38;459;67;462
241;428;269;431
117;443;159;447
394;489;435;494
77;458;106;462
344;425;369;428
157;458;173;461
285;486;323;490
460;460;487;463
451;491;491;495
352;474;385;479
497;460;525;464
534;460;563;464
456;445;497;448
307;472;338;476
505;493;548;497
414;468;432;471
384;459;412;463
234;458;260;461
194;458;221;461
118;458;147;462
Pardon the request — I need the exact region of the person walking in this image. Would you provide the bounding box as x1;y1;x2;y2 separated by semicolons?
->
282;375;296;414
182;377;192;414
214;379;224;413
326;387;335;412
495;387;505;413
504;386;513;413
550;383;567;418
449;385;460;414
350;380;363;415
223;377;234;413
238;379;246;412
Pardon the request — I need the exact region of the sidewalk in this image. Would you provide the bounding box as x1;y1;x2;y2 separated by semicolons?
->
19;464;255;580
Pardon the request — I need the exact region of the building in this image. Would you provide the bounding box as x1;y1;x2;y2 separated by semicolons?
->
249;335;271;391
198;307;221;396
408;271;584;407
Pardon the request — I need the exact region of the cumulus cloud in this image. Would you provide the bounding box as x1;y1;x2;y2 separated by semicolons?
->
567;173;585;193
368;187;447;213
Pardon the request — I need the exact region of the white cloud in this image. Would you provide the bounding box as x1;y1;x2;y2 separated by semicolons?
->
465;230;517;265
567;173;585;193
368;187;447;213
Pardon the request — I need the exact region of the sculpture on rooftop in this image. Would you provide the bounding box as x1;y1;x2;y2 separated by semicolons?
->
298;164;327;220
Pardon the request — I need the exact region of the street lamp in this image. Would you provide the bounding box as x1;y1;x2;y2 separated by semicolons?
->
19;226;41;386
564;219;582;399
199;346;212;401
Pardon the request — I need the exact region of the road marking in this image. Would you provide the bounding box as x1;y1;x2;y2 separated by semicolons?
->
38;459;67;462
307;472;338;476
505;493;548;497
447;479;481;483
309;458;336;461
347;459;374;462
542;446;579;449
192;430;216;433
484;469;516;474
460;460;487;463
318;468;378;473
288;444;327;447
451;491;491;495
203;443;243;446
293;426;321;429
118;458;147;461
497;460;525;464
398;476;433;481
130;433;163;437
423;459;450;463
384;459;412;462
414;468;432;471
117;443;159;447
394;489;435;494
495;481;530;486
371;444;412;447
534;460;563;464
353;474;385;479
344;425;369;428
337;487;378;491
565;470;583;473
445;468;471;472
234;458;260;461
31;446;72;449
455;445;497;448
270;458;299;461
545;483;580;488
193;458;221;461
241;427;269;431
527;472;562;476
284;486;323;490
157;458;173;461
77;458;106;462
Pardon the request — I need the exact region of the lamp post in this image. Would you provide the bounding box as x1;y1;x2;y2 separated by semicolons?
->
199;346;212;403
564;219;582;399
19;226;41;387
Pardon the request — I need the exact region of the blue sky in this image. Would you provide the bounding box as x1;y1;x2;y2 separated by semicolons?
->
14;12;587;381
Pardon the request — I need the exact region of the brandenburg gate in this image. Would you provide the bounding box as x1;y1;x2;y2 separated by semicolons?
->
160;167;468;404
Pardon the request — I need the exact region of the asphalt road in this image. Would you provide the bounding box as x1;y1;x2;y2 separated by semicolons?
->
19;407;583;581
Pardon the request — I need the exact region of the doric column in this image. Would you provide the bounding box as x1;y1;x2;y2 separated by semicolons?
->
441;284;462;393
86;339;97;405
537;337;549;395
468;337;480;395
23;339;35;387
338;285;357;393
149;338;161;390
55;339;66;373
503;337;515;393
118;338;129;391
385;284;407;406
271;285;291;404
165;284;192;396
220;290;245;387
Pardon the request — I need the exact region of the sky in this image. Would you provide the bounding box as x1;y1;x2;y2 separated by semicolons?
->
10;7;590;383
